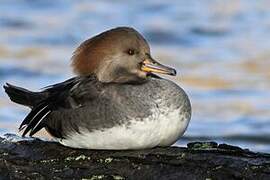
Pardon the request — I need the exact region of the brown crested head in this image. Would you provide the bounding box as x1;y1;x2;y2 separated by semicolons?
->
72;27;176;83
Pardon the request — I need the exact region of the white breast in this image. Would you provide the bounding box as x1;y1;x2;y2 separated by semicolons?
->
58;107;190;150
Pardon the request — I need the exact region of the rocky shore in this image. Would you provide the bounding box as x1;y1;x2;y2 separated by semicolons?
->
0;134;269;180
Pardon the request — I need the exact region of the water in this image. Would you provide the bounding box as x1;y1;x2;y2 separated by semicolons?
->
0;0;269;153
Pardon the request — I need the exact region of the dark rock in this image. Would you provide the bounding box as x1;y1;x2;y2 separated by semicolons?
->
0;136;269;180
218;143;246;151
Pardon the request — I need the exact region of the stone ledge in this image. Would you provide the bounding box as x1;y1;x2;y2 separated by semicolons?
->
0;135;269;180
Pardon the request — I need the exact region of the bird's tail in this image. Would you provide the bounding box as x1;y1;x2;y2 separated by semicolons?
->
3;83;45;108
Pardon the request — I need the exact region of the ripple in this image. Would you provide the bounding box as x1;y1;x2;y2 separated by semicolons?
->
190;26;229;37
144;29;194;46
0;17;33;29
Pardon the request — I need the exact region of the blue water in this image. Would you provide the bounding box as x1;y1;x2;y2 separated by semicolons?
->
0;0;270;152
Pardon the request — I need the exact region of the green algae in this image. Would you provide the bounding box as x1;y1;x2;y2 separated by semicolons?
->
89;175;105;180
83;174;124;180
177;153;186;159
97;157;113;164
104;157;113;164
65;154;91;161
112;175;125;180
213;165;223;170
1;152;8;156
40;159;58;163
187;142;218;150
75;155;90;161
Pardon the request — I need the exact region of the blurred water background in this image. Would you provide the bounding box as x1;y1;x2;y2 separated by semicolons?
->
0;0;269;152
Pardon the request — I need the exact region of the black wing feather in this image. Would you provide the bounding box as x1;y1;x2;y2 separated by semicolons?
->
21;104;51;137
29;117;47;136
17;77;83;136
16;75;98;137
19;102;48;130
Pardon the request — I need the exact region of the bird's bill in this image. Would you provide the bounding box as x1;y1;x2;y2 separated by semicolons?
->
141;57;177;76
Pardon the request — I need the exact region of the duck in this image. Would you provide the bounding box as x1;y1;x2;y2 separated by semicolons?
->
3;27;191;150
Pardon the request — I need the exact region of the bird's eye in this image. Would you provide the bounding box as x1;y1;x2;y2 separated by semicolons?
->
127;49;135;55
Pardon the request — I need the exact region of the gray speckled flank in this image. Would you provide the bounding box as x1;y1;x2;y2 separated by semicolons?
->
44;77;191;137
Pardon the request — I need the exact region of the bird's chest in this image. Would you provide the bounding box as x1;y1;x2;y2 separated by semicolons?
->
59;105;188;150
131;105;188;147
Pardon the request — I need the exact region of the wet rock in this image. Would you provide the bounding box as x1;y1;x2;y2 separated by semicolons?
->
0;135;269;180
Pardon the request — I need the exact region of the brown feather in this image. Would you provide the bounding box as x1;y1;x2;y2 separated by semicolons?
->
71;27;143;76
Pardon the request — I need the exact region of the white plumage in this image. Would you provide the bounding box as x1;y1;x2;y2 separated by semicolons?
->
59;107;190;150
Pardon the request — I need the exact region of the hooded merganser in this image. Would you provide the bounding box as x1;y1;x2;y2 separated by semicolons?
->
4;27;191;150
